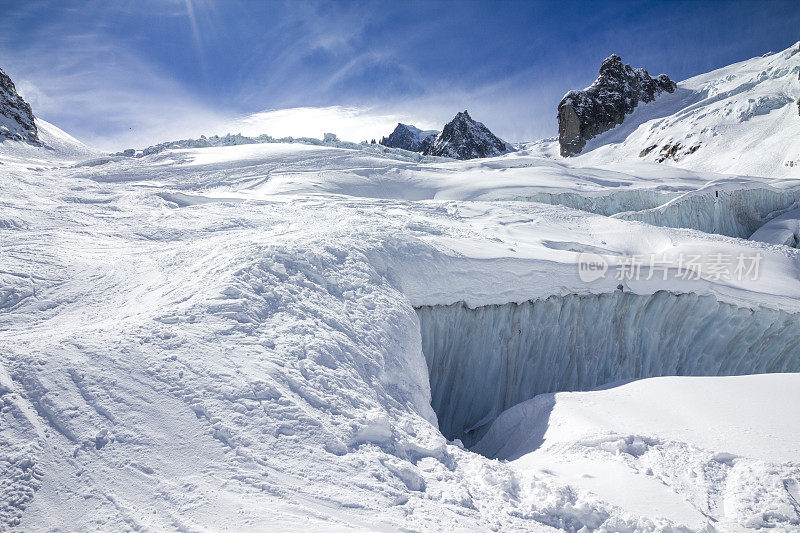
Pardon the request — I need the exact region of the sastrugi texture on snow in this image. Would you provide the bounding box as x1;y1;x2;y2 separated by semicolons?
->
558;54;676;156
0;67;40;145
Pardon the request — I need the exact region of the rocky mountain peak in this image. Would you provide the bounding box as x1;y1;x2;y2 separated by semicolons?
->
379;123;438;152
377;112;512;160
558;55;676;156
426;110;511;160
0;67;40;145
599;54;623;73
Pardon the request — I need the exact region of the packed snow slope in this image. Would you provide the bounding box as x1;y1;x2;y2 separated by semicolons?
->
475;374;800;530
2;43;800;531
539;42;800;178
0;118;98;170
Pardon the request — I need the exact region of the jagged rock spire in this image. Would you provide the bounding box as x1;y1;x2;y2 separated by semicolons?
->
557;55;676;156
0;67;40;145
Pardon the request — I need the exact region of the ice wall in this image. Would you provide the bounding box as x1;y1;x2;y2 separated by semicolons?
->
517;189;675;217
614;187;800;238
518;186;800;239
749;206;800;247
417;291;800;446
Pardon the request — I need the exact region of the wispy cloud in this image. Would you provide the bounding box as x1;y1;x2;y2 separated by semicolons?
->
228;106;438;142
0;2;228;150
11;52;229;151
2;0;798;150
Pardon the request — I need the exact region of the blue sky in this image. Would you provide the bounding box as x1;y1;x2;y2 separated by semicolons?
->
1;0;798;150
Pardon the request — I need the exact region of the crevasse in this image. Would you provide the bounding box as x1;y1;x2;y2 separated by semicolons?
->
417;290;800;446
517;186;800;239
614;187;800;238
515;189;676;217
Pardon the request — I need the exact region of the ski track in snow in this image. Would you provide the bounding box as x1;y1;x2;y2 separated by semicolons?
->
1;42;799;532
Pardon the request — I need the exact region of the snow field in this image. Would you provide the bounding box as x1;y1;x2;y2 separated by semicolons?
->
1;41;800;531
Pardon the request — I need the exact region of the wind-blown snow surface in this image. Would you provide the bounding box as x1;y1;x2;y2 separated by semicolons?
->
2;45;800;530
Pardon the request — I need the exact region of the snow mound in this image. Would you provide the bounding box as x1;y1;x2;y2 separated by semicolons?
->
475;373;800;530
750;205;800;247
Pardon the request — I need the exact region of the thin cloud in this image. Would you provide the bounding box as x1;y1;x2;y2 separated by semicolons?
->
1;32;227;150
2;1;798;151
228;106;438;142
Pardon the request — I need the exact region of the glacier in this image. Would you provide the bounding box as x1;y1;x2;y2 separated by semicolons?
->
1;39;800;532
614;183;800;238
517;184;800;239
750;205;800;247
418;290;800;446
5;133;800;531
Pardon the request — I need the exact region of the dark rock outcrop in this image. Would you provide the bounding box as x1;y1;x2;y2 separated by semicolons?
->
425;110;511;160
0;67;39;144
418;132;436;154
557;55;676;156
379;123;438;152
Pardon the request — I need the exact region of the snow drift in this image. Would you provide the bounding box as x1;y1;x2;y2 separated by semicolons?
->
472;373;800;530
750;205;800;247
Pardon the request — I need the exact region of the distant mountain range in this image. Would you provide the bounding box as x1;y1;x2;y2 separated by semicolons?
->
379;110;514;160
2;42;798;172
379;123;438;153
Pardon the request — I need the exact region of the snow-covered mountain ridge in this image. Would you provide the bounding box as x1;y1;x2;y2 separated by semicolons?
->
558;54;677;156
556;42;800;178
